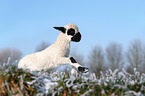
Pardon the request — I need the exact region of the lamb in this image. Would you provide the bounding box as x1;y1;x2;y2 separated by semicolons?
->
18;24;88;73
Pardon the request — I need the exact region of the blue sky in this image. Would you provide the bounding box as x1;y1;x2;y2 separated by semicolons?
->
0;0;145;57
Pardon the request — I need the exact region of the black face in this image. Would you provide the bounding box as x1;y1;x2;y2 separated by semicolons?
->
67;28;81;42
67;28;75;36
54;27;81;42
71;32;81;42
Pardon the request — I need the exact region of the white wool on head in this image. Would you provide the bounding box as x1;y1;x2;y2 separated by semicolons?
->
64;24;79;31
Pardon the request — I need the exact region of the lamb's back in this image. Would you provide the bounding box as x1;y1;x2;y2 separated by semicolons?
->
18;51;53;71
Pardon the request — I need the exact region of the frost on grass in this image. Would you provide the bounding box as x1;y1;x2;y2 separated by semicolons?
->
0;58;145;95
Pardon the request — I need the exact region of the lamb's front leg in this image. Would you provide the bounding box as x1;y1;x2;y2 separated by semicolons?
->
69;57;89;73
56;57;89;73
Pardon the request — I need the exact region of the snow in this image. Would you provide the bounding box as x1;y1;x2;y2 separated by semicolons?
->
44;78;58;94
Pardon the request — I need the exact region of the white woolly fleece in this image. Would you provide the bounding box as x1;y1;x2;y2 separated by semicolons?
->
18;24;82;71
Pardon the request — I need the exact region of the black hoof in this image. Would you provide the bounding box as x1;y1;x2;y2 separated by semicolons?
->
78;66;89;73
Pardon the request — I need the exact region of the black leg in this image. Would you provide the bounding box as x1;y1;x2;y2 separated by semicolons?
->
78;66;89;73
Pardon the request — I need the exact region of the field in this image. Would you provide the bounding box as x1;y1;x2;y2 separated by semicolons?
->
0;61;145;96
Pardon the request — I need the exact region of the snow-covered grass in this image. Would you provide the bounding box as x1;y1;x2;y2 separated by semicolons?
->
0;59;145;96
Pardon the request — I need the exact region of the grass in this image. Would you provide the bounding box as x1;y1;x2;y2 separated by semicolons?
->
0;60;145;96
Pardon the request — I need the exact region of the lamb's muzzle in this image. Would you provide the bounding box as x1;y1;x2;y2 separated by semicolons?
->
71;32;81;42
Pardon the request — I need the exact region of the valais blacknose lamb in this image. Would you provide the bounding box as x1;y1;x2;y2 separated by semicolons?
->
18;24;88;73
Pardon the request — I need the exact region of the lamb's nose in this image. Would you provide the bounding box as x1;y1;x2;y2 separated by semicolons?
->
71;32;81;42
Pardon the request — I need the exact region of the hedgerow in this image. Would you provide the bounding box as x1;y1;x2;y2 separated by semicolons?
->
0;59;145;96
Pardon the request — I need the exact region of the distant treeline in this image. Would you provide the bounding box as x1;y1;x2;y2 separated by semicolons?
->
0;39;145;75
75;39;145;75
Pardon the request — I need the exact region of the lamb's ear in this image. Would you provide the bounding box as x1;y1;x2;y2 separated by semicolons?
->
53;27;66;33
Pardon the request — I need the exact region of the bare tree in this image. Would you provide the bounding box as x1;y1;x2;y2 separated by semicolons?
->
35;41;50;52
0;48;22;65
126;40;145;73
141;45;145;73
106;43;124;71
88;46;106;75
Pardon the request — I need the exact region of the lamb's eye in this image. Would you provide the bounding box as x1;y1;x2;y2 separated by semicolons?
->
67;28;75;36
